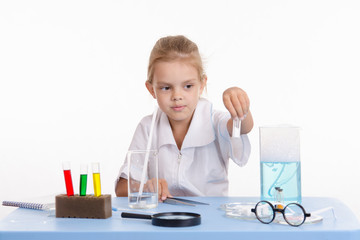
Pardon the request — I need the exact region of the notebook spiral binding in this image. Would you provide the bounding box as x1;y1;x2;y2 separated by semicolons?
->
2;201;53;210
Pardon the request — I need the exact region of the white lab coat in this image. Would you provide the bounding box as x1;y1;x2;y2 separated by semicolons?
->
116;98;251;196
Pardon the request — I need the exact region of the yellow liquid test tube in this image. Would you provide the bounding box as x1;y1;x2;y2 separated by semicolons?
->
92;163;101;197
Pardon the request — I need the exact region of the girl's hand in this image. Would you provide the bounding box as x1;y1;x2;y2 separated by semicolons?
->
223;87;250;120
158;179;172;201
146;178;172;201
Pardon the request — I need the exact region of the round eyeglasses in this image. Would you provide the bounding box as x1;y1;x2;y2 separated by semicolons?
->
251;201;311;227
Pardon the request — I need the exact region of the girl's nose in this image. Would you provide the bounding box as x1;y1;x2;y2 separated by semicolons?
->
172;95;183;101
172;89;183;101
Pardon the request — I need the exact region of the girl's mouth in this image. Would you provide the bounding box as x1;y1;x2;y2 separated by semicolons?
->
171;105;185;111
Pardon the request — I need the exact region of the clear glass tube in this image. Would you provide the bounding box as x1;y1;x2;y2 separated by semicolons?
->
232;117;241;138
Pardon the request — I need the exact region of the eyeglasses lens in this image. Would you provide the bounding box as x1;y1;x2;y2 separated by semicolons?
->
255;202;274;223
284;203;306;226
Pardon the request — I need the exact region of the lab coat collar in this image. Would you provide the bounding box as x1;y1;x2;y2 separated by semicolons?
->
157;98;216;149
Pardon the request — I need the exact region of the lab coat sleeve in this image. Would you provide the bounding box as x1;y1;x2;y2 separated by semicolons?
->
230;134;251;167
115;115;151;185
213;111;251;167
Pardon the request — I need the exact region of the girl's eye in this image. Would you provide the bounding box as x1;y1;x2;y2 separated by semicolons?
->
185;84;193;89
160;86;170;91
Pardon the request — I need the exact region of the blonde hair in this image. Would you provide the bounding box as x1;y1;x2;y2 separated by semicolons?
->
147;35;205;84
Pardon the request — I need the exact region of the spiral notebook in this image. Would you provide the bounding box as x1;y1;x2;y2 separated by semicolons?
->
2;201;55;210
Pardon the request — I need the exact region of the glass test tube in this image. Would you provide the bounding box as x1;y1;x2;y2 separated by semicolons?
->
232;117;241;138
92;162;101;197
62;161;74;196
79;164;88;196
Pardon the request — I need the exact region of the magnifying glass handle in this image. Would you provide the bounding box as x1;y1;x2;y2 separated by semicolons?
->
121;212;152;219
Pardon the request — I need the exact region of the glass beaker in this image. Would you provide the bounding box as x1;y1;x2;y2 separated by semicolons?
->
259;125;302;204
127;150;158;209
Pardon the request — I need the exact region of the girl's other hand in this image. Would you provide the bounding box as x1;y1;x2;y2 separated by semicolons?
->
223;87;250;120
145;178;172;201
158;179;172;201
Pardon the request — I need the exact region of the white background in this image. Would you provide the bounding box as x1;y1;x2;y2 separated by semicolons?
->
1;0;359;220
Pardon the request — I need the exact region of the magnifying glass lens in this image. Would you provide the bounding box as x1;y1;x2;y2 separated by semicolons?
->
157;215;195;220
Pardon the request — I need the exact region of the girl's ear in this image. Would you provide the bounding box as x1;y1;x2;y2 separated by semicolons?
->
200;74;208;95
145;81;156;99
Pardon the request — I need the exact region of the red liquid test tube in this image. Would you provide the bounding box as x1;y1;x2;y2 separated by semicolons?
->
62;162;74;196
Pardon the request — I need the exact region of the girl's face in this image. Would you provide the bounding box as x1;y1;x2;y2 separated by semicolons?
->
146;60;206;127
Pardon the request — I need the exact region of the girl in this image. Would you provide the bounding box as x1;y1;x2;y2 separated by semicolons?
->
115;35;253;200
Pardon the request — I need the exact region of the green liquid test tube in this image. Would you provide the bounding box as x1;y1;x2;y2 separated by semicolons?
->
80;164;88;196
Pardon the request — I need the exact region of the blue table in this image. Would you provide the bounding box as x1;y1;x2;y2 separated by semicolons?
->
0;197;359;240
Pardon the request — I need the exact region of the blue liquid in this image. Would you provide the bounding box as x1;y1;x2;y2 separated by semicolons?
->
260;161;302;204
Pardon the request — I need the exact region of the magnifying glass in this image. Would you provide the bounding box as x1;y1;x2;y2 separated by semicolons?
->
121;212;201;227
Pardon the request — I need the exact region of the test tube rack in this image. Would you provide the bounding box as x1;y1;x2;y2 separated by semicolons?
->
55;194;112;219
